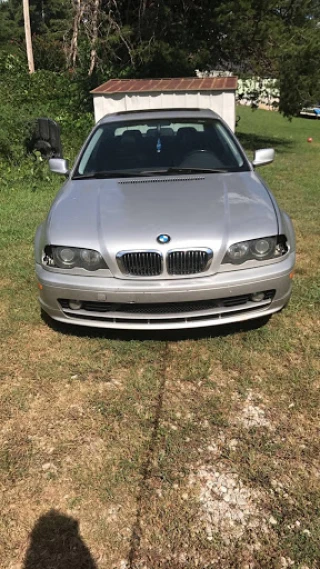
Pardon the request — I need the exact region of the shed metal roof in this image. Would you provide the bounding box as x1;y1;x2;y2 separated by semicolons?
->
91;77;238;95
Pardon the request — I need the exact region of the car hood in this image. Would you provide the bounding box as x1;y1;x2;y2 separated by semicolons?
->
46;172;278;276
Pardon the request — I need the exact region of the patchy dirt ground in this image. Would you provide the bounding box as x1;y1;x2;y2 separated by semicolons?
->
1;107;320;568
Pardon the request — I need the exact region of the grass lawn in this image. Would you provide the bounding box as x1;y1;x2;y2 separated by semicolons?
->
0;107;319;569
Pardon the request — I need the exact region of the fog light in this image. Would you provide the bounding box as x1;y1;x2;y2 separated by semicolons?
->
69;300;82;310
251;292;265;302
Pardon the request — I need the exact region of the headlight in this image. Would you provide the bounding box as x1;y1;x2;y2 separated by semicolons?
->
79;249;104;271
227;241;250;262
44;246;108;271
52;247;78;268
250;237;277;259
223;236;288;264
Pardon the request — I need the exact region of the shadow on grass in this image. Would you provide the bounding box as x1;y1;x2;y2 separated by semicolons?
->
237;131;293;153
41;309;271;343
23;510;97;569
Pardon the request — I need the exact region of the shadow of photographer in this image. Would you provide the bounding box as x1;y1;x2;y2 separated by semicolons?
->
23;509;98;569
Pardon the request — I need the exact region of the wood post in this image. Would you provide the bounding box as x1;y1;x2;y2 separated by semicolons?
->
23;0;35;73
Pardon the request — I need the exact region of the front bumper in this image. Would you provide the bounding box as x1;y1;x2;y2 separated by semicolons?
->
36;253;294;329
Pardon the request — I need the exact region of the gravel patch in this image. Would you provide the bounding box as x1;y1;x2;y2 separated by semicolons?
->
238;390;272;429
190;465;268;543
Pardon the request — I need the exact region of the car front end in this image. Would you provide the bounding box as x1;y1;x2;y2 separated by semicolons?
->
35;109;295;330
36;255;294;330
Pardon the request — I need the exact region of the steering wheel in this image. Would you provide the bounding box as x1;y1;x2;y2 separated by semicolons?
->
179;149;222;169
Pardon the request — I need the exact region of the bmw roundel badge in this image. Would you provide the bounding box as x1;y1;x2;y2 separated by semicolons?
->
157;234;171;244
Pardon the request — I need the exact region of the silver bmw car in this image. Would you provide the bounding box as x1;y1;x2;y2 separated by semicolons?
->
35;108;295;330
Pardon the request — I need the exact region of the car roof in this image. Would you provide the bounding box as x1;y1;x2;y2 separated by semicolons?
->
98;108;221;124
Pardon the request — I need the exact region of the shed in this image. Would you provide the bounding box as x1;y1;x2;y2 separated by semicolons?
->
91;77;238;131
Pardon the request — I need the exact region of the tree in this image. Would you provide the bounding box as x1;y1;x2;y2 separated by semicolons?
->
68;0;84;67
279;28;320;116
89;0;101;75
0;0;320;116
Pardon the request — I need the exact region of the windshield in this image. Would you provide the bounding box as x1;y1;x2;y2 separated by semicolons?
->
74;118;250;178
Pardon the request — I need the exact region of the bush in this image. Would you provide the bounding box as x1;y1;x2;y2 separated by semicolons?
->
0;52;94;165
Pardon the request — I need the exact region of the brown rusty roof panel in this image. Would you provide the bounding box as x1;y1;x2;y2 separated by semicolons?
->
179;79;194;90
158;78;175;90
91;77;238;94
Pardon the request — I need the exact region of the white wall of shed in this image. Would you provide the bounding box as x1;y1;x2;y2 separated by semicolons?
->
93;90;236;131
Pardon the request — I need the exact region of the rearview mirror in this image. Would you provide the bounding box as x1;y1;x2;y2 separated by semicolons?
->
49;158;69;176
252;148;275;167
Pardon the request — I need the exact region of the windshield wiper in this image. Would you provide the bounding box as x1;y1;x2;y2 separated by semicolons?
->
72;170;151;180
73;167;228;180
140;167;228;175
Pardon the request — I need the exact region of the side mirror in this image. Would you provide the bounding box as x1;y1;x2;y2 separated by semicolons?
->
252;148;275;167
49;158;69;176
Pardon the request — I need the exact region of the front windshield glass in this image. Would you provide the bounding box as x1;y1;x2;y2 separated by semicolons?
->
74;118;249;178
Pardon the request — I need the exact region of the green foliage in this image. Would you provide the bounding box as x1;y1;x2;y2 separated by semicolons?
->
279;29;320;117
0;51;93;166
32;36;66;71
0;0;320;158
0;0;22;47
134;42;195;78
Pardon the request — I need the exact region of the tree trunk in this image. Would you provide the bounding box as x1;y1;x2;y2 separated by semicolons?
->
69;0;84;67
89;0;101;76
22;0;35;73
